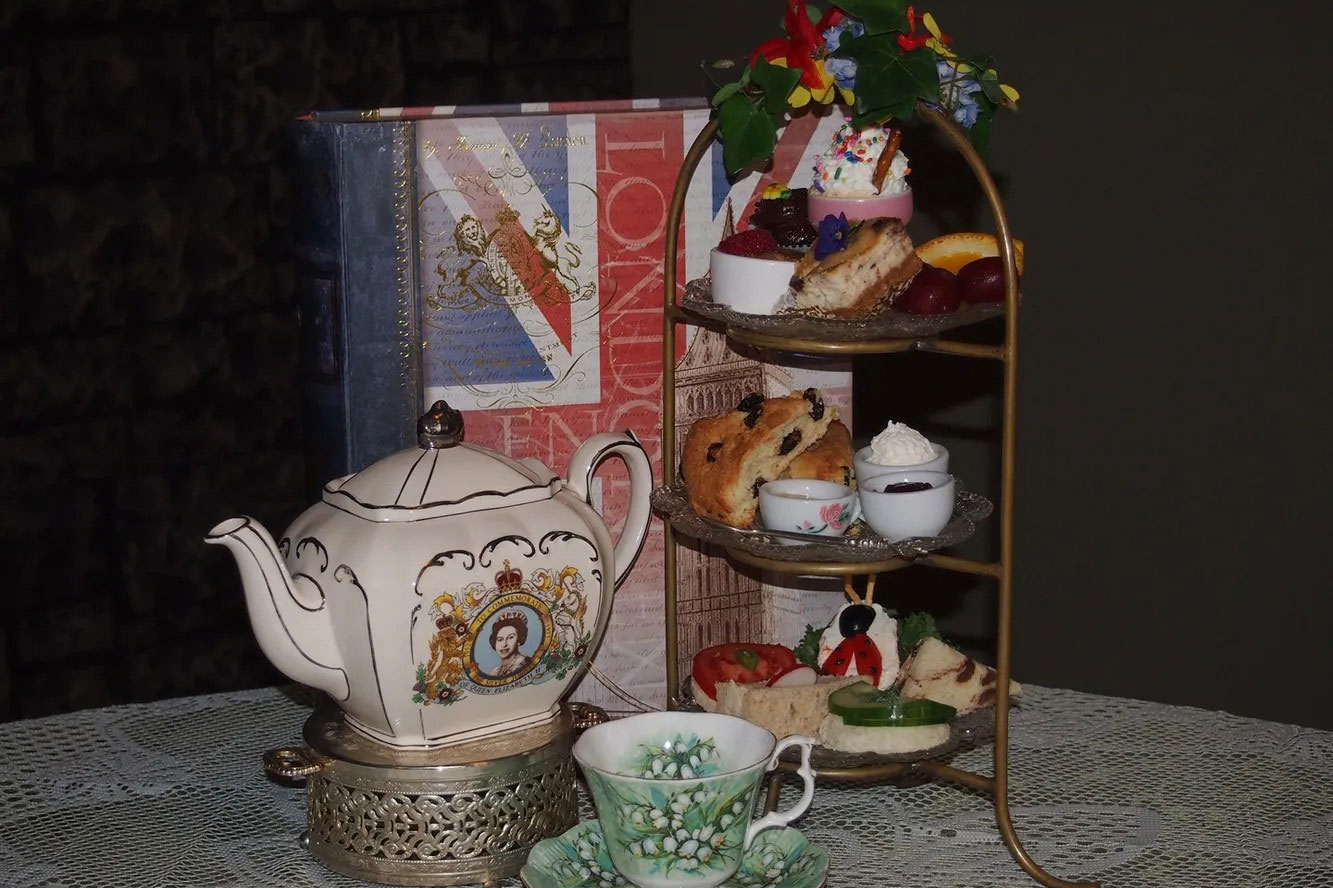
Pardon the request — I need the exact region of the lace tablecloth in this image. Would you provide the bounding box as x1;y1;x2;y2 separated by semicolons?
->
1;685;1330;887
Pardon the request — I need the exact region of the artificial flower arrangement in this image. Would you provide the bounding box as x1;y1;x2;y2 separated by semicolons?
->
710;0;1020;175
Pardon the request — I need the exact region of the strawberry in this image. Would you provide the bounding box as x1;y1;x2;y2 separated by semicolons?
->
717;228;779;257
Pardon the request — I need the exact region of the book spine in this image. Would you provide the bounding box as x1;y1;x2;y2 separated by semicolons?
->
290;119;421;496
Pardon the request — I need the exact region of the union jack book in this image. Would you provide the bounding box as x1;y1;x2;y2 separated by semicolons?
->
291;99;853;710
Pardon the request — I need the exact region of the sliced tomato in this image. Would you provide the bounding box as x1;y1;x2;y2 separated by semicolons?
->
691;643;799;701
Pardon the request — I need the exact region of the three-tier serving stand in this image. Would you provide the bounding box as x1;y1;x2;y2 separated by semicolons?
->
653;107;1098;888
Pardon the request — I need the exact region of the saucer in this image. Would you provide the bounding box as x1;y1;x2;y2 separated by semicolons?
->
521;819;828;888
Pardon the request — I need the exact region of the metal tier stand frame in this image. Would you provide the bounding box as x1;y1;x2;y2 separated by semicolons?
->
658;108;1099;888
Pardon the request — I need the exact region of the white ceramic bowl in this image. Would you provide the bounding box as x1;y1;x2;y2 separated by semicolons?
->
858;470;956;541
709;248;795;315
853;443;948;485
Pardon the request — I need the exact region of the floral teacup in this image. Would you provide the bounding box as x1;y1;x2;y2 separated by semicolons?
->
572;711;816;888
757;479;860;543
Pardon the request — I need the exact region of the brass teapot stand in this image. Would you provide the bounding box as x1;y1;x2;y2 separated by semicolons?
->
264;702;606;886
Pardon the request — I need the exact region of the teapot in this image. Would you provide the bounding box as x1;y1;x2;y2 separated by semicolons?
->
206;401;653;749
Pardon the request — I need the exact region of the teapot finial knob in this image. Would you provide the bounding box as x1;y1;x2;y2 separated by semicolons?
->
418;400;464;449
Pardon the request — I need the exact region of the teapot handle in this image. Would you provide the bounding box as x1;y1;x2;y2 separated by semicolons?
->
565;431;654;590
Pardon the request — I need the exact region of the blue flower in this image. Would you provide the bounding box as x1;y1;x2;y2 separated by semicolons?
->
952;94;980;128
928;59;984;129
814;213;851;261
822;19;865;91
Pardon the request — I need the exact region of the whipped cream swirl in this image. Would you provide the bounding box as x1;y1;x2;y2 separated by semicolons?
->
868;421;936;466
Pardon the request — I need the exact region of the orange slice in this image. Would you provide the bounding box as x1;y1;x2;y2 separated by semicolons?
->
916;232;1025;276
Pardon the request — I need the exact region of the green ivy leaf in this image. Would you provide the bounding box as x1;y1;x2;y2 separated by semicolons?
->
832;0;909;35
750;56;802;118
711;81;743;107
717;93;776;176
976;68;1005;105
834;34;939;124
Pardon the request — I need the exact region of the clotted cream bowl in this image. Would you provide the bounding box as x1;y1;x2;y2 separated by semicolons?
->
853;442;949;484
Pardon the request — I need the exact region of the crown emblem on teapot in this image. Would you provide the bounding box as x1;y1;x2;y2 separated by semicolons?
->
496;560;524;593
497;610;528;628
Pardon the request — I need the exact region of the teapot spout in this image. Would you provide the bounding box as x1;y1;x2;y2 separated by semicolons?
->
205;517;349;701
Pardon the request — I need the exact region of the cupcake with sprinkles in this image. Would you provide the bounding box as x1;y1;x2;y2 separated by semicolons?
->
808;119;914;226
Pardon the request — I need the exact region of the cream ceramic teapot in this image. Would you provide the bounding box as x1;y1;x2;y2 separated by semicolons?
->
206;400;652;749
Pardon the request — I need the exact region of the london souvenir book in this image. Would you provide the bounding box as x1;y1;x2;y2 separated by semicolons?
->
291;99;853;709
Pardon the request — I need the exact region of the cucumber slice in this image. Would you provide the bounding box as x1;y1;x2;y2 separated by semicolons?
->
828;682;957;727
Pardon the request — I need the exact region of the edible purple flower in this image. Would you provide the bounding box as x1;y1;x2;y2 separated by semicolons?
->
814;213;851;261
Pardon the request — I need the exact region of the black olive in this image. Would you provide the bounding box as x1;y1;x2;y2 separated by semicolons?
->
706;442;722;462
778;430;801;455
744;411;761;429
839;604;877;637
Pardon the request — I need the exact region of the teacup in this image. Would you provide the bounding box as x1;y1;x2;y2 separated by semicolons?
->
572;711;816;888
758;479;859;543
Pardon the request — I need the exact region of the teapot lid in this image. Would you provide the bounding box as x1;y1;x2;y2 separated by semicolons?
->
322;401;558;522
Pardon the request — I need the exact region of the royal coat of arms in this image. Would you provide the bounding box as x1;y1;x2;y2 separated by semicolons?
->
414;550;594;707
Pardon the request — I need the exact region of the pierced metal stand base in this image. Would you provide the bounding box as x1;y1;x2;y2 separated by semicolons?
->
265;703;581;886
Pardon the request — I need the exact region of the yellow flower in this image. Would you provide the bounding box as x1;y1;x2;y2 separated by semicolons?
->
922;13;956;58
767;57;852;107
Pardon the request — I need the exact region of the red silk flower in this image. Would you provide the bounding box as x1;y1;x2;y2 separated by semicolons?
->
752;0;846;89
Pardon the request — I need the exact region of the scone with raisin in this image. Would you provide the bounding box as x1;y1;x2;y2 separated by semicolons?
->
682;388;838;527
780;419;855;488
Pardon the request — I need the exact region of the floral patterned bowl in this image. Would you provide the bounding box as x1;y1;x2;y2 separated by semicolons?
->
758;480;860;546
520;820;828;888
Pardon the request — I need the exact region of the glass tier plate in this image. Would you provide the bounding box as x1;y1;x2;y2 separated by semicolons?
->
651;484;993;564
681;276;1006;341
672;680;998;770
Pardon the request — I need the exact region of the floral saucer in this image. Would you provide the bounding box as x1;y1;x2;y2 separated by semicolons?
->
521;820;828;888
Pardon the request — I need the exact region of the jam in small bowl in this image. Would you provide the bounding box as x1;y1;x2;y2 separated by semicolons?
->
857;470;956;541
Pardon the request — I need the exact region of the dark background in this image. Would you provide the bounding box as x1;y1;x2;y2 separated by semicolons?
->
4;0;1331;729
0;0;630;720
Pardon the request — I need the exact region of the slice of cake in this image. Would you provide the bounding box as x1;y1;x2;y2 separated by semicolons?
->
780;419;854;488
898;637;1023;714
681;388;837;527
787;217;921;317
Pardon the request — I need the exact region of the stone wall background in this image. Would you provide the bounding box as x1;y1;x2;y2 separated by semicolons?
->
0;0;630;720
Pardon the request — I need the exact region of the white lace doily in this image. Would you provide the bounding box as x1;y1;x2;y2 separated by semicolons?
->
1;685;1330;887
